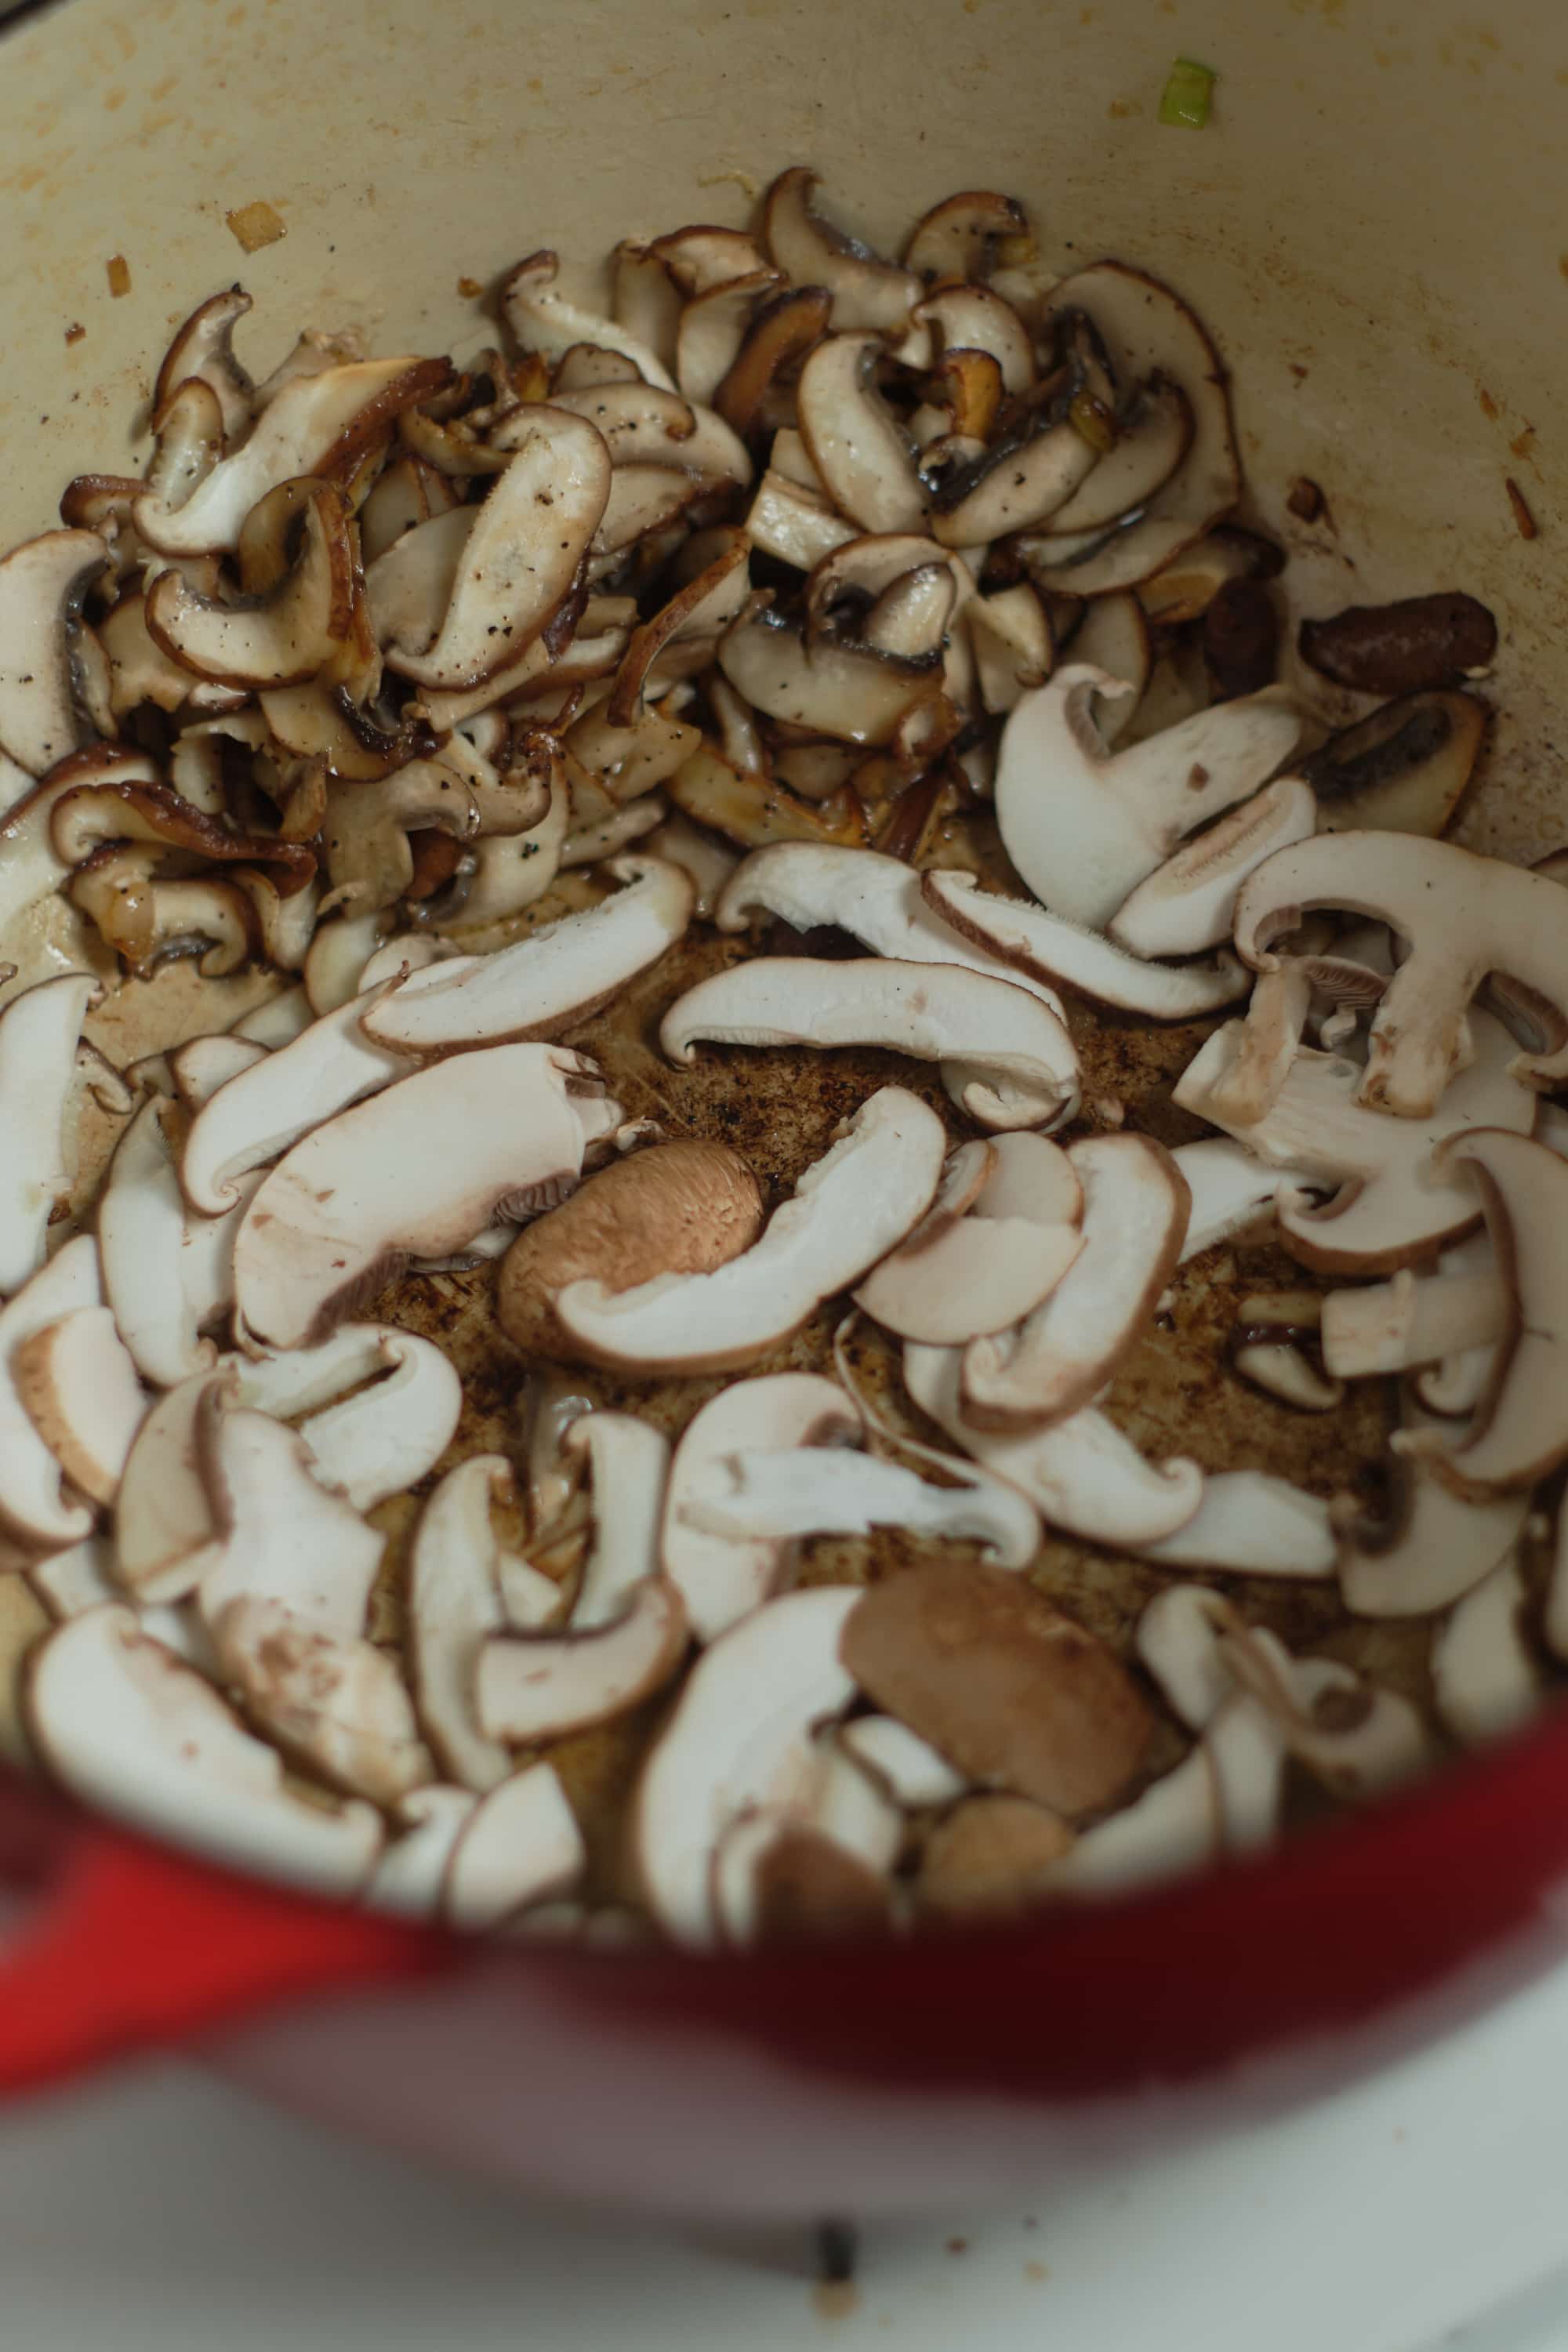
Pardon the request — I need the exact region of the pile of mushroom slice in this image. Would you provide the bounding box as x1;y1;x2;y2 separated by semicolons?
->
4;159;1563;1951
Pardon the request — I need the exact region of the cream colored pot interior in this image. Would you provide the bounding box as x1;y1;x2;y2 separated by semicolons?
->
1;0;1563;860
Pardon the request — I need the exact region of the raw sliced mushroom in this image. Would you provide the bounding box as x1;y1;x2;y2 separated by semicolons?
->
913;1792;1076;1919
842;1559;1150;1817
762;169;920;334
500;249;677;391
1430;1559;1541;1748
0;1236;102;1552
360;856;694;1054
13;1306;148;1508
278;1327;461;1512
838;1714;967;1808
365;1784;479;1919
195;1402;386;1636
143;485;356;688
713;1806;895;1948
442;1760;586;1934
630;1584;861;1944
854;1134;1083;1345
661;1374;861;1642
476;1573;688;1746
27;1606;382;1894
1173;1010;1535;1274
230;986;314;1047
1233;833;1568;1119
961;1134;1189;1430
1217;1635;1429;1802
1408;1234;1501;1418
1135;1472;1335;1578
234;1042;594;1350
1304;691;1486;839
662;956;1079;1134
555;1087;946;1374
169;1034;270;1110
995;666;1301;930
1338;1400;1527;1618
902;1339;1204;1547
796;332;928;534
98;1094;251;1388
920;869;1251;1018
1041;1748;1221;1897
213;1595;433;1806
684;1441;1037;1566
0;531;107;775
410;1456;556;1794
1108;777;1318;960
0;971;95;1297
1232;1310;1345;1412
564;1413;671;1627
1320;1262;1506;1382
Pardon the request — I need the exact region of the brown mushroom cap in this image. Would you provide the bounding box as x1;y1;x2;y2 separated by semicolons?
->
840;1559;1152;1818
916;1794;1074;1921
497;1139;765;1363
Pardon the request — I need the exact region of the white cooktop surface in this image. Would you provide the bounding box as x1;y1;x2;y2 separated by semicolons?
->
2;1961;1567;2352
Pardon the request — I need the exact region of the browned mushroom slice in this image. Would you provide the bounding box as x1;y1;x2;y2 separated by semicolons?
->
69;848;260;978
153;289;256;441
46;774;316;893
904;284;1035;394
0;530;109;775
649;224;775;297
608;530;751;722
1299;593;1497;695
98;589;250;721
610;242;682;380
1304;691;1487;838
357;448;463;564
928;394;1100;547
713;285;833;440
797;332;930;535
261;680;434;783
550;344;645;394
665;742;865;851
590;466;707;571
744;468;857;572
143;376;226;514
364;504;477;657
763;167;920;332
501;249;678;390
718;604;938;746
1036;375;1195;540
144;485;357;689
903;189;1032;285
321;760;479;916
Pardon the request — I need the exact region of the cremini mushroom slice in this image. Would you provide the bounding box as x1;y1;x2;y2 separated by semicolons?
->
385;407;612;691
662;956;1079;1133
153;288;255;441
715;841;1064;1011
99;1095;253;1389
1041;1748;1221;1897
1320;1261;1507;1383
608;530;751;720
838;1714;967;1808
1405;1234;1501;1419
902;1338;1204;1546
301;910;387;1017
234;1041;593;1350
1061;592;1152;746
433;757;572;927
359;855;693;1054
1217;1633;1430;1802
648;223;774;299
995;665;1301;931
13;1301;149;1510
712;285;833;441
214;1596;434;1806
143;485;356;688
497;1139;764;1366
842;1558;1150;1817
796;332;929;535
562;1412;671;1627
27;1606;382;1894
230;985;314;1047
1431;1559;1542;1749
275;1326;462;1512
1232;833;1568;1119
1108;777;1318;960
194;1399;386;1638
920;869;1251;1018
660;1374;861;1642
684;1440;1037;1566
1185;966;1313;1132
0;531;107;775
960;1134;1189;1429
967;582;1054;715
1135;1471;1336;1578
929;393;1102;548
713;1808;895;1949
555;1086;946;1374
1303;691;1487;839
501;249;677;391
365;1784;480;1919
68;850;259;980
168;1034;270;1111
0;1236;101;1552
743;467;857;572
1337;1399;1527;1618
363;503;477;655
1231;1290;1344;1414
854;1134;1083;1345
475;1573;687;1747
631;1584;861;1945
1172;1009;1535;1275
915;1794;1075;1922
441;1759;586;1934
901;283;1035;395
762;168;920;334
1039;376;1196;542
132;355;450;556
644;810;738;917
717;604;938;748
0;971;96;1297
902;187;1031;285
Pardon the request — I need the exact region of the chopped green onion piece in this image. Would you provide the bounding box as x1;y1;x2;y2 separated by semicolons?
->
1160;56;1216;130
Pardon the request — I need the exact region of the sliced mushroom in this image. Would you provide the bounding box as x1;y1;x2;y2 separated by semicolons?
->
684;1439;1037;1565
364;503;477;655
1298;593;1497;696
230;985;314;1047
501;249;677;391
0;531;107;775
855;1134;1083;1345
1232;1301;1345;1410
713;285;833;441
0;1237;102;1552
995;666;1301;931
1172;1010;1535;1274
744;468;857;572
99;1095;252;1389
838;1714;967;1808
555;1086;946;1374
475;1572;687;1746
796;332;928;535
902;1339;1204;1547
359;855;693;1054
929;397;1101;547
1303;691;1486;839
441;1759;586;1934
27;1606;382;1894
213;1596;433;1806
410;1456;557;1794
960;1134;1189;1430
194;1400;386;1637
1234;833;1568;1119
497;1139;764;1366
143;488;354;690
608;531;751;720
1039;376;1196;541
1108;777;1318;959
1430;1559;1542;1748
662;956;1078;1134
920;869;1251;1018
1217;1634;1429;1802
967;581;1054;715
717;604;938;749
365;1784;480;1918
1321;1262;1507;1382
915;1794;1075;1921
843;1559;1150;1817
899;284;1035;394
1338;1398;1527;1618
660;1374;861;1642
630;1584;861;1944
0;971;95;1297
153;289;255;441
561;1413;670;1628
13;1306;148;1508
1136;1472;1335;1577
762;169;920;333
1042;1748;1221;1897
169;1034;270;1110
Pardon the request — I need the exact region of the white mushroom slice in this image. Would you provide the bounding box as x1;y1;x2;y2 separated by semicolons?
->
838;1715;967;1809
28;1606;382;1894
132;356;448;554
0;531;107;775
181;982;422;1214
299;914;386;1020
1109;779;1318;960
1321;1264;1507;1381
500;251;677;391
1233;1340;1344;1414
236;1042;591;1352
902;1340;1204;1547
796;332;929;535
1042;1748;1221;1897
961;1135;1189;1431
230;985;313;1047
1025;264;1241;594
1338;1415;1526;1622
1201;1693;1290;1857
564;1414;670;1628
1134;1472;1335;1579
684;1443;1037;1566
661;1374;861;1642
995;666;1301;931
631;1584;861;1946
561;797;666;869
1191;967;1313;1131
0;973;96;1298
715;843;1065;1012
196;1404;385;1637
356;931;458;993
968;582;1054;716
100;1096;241;1389
441;1760;586;1934
475;1573;687;1746
285;1328;461;1512
557;1087;946;1374
411;1455;547;1792
359;857;693;1055
1220;1638;1430;1802
212;1596;433;1806
644;811;738;920
14;1306;148;1509
919;869;1250;1018
1431;1559;1541;1749
0;1238;102;1550
744;470;856;572
1233;833;1568;1119
1067;591;1153;743
762;169;920;333
1410;1233;1501;1419
168;1034;270;1111
661;956;1079;1134
26;1534;118;1619
365;1785;478;1919
1172;1011;1535;1275
854;1134;1083;1345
